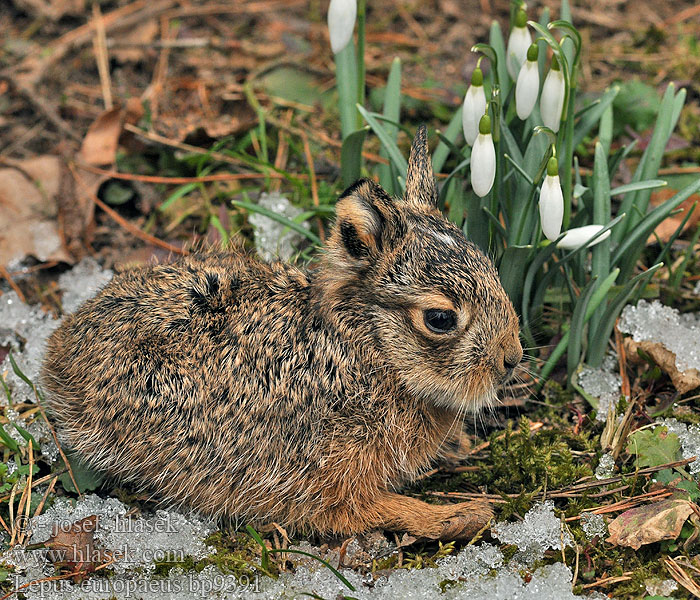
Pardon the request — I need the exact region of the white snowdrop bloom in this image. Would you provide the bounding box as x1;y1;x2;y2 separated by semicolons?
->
506;10;531;79
462;67;487;146
328;0;357;54
540;55;566;132
515;44;540;120
539;156;563;241
470;114;496;198
557;225;611;250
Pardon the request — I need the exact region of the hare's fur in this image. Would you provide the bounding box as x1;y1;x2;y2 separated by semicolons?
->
42;127;522;540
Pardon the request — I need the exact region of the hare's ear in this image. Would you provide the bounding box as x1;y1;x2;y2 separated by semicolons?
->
405;124;438;208
333;179;393;261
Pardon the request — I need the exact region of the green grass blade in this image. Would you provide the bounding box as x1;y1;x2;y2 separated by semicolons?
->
12;423;40;451
612;176;700;276
669;224;700;290
586;263;663;366
530;213;626;319
537;267;619;386
590;142;611;337
8;353;33;388
0;376;11;405
488;20;509;97
567;276;600;380
268;549;356;591
655;202;696;267
378;57;402;194
231;200;322;246
341;127;369;188
357;105;408;184
159;182;198;212
613;83;676;243
598;103;613;159
335;43;359;140
432;108;464;174
0;426;19;452
521;243;557;335
498;245;532;308
610;180;667;196
438;157;471;206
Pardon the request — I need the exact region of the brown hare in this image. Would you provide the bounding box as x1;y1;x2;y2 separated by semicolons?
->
42;126;522;540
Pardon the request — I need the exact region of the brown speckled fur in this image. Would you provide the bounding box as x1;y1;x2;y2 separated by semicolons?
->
41;126;522;540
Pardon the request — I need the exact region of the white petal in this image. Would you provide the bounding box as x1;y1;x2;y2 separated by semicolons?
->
470;133;495;198
538;175;564;241
506;26;532;80
540;69;566;133
462;85;487;146
515;60;540;120
328;0;357;54
557;225;611;250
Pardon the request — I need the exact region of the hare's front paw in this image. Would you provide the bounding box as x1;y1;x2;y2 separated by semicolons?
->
435;500;492;540
370;493;492;541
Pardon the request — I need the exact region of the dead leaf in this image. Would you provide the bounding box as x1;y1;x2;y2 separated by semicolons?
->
44;515;104;575
109;20;159;63
625;337;700;394
606;498;696;550
646;188;700;245
12;0;85;19
0;156;73;266
79;107;124;166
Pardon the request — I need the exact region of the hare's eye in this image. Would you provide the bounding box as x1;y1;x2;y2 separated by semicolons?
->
423;309;457;334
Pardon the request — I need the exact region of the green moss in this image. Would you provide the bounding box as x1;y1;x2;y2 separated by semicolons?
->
151;530;264;581
465;417;594;502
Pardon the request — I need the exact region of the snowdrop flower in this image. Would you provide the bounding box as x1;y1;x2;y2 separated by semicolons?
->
539;156;563;241
540;55;566;133
328;0;357;54
506;9;531;80
462;67;487;146
557;225;611;250
470;114;495;198
515;44;539;120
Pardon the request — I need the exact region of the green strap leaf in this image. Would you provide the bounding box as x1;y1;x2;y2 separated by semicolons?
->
357;105;408;185
340;127;369;188
231;200;322;246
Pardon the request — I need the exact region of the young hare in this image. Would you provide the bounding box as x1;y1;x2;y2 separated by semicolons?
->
42;126;522;540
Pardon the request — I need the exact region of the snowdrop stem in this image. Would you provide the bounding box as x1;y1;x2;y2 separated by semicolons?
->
335;42;358;140
355;0;366;129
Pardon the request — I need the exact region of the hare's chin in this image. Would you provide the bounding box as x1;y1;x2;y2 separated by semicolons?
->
417;381;498;413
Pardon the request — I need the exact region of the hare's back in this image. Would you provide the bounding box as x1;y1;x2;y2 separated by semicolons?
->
41;254;324;484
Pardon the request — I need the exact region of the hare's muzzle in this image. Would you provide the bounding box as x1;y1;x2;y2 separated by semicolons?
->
498;335;523;383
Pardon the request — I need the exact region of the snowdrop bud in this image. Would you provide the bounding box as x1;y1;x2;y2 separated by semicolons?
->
470;114;496;198
515;44;540;120
506;10;532;80
540;55;566;133
462;68;487;146
557;225;611;250
328;0;357;54
539;156;563;242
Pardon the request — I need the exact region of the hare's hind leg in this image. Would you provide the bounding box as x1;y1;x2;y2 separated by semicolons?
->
371;492;492;540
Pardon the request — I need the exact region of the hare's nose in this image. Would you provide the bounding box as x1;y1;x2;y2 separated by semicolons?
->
501;341;523;380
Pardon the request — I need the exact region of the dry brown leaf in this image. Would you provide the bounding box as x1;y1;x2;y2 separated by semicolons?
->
79;107;124;166
45;515;104;574
109;20;159;63
0;156;73;267
12;0;85;19
606;498;696;550
625;337;700;394
646;188;700;245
